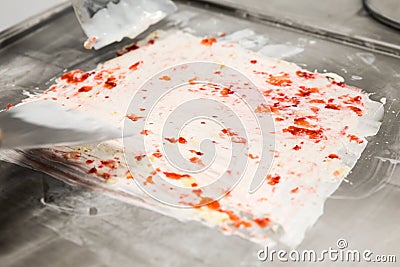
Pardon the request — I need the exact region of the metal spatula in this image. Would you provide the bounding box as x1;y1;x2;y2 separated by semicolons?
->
0;100;122;149
72;0;177;49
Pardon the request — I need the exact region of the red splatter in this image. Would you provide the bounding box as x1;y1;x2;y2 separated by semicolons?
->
328;154;340;159
250;60;257;64
147;39;155;45
5;103;13;110
86;160;94;164
291;187;299;193
88;167;97;174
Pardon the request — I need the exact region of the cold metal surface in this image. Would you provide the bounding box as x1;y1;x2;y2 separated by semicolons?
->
0;1;399;266
0;101;121;149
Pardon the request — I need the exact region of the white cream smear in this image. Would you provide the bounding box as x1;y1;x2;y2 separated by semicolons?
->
24;30;383;247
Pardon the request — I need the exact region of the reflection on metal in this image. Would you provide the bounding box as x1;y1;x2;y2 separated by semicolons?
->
364;0;400;30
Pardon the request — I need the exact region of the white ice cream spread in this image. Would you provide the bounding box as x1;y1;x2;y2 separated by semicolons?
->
25;30;383;247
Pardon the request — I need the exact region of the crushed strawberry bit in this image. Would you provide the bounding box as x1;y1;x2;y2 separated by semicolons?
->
147;39;155;45
253;217;271;228
221;128;238;136
159;75;171;81
86;160;94;164
104;77;117;89
145;176;154;185
189;150;204;156
250;60;257;64
129;61;143;71
325;103;341;110
332;80;346;87
275;117;284;122
5;103;13;110
267;73;292;86
294;117;315;128
293;145;301;151
78;86;93;93
348;134;364;144
141;130;149;135
122;42;139;53
220;87;234;96
135;154;146;161
100;160;117;169
178;137;187;144
347;106;363;116
296;70;315;79
328;154;340;159
61;70;91;84
200;38;217;46
163;172;191;180
297;86;319;97
126;171;134;179
165;137;178;143
192;188;202;197
248;154;259;159
126;114;144;122
88;167;97;174
291;187;299;193
152;152;163;158
283;126;325;140
191;183;198;187
310;106;319;113
309;99;325;104
343;95;362;105
267;174;281;185
190;157;200;163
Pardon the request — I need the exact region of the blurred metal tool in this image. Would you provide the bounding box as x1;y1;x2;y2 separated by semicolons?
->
0;100;122;149
71;0;177;49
